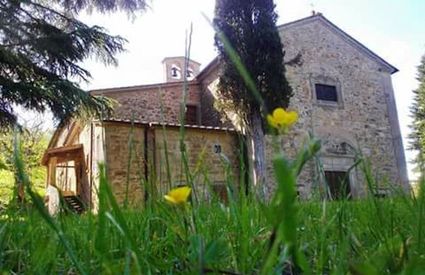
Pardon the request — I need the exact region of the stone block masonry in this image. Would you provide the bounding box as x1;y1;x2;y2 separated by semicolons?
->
98;121;240;208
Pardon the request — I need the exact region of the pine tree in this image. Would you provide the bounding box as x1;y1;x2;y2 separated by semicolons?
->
0;0;147;128
214;0;292;196
409;54;425;176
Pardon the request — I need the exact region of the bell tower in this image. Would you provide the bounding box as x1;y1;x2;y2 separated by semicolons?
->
162;57;201;82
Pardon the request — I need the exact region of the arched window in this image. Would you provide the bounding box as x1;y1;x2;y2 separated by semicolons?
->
170;65;181;79
186;68;194;79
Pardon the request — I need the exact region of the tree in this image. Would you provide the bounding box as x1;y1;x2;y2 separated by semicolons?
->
0;118;50;203
214;0;292;197
409;54;425;176
0;0;147;128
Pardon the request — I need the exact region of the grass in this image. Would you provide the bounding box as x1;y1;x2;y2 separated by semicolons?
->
0;186;424;274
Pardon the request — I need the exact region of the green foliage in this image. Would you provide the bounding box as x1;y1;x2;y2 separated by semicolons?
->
213;0;292;123
0;123;49;203
0;0;147;128
0;170;14;205
0;186;424;273
57;0;148;15
409;54;425;175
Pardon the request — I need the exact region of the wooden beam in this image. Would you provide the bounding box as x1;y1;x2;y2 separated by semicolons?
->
48;157;57;187
42;144;84;165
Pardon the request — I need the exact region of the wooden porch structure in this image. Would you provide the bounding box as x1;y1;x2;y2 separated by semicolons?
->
42;144;87;212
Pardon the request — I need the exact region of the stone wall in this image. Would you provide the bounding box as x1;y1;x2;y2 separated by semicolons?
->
262;17;407;197
103;123;146;208
92;82;201;124
154;126;240;198
89;122;241;208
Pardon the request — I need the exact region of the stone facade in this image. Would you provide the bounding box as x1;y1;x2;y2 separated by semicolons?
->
269;15;408;196
102;123;145;208
91;82;201;124
100;122;239;208
44;14;408;210
154;126;240;197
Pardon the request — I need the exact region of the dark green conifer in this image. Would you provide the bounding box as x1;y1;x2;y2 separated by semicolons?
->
0;0;147;128
214;0;292;193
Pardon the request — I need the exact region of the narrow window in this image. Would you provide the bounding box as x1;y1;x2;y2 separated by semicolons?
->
170;65;181;79
171;67;178;77
324;171;351;199
315;84;338;102
213;144;222;154
186;68;194;79
185;105;197;125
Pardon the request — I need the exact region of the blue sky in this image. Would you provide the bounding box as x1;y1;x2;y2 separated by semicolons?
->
77;0;424;179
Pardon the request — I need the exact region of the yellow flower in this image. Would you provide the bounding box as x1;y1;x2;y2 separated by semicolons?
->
267;108;298;131
164;186;191;204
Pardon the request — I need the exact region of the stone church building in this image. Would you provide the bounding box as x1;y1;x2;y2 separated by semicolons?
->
42;14;409;211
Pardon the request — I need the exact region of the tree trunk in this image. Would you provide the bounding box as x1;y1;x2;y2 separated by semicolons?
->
14;175;25;205
18;183;25;204
248;111;268;199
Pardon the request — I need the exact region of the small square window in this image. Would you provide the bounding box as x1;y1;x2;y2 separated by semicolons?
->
315;84;338;102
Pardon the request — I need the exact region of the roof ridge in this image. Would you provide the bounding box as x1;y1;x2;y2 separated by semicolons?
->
277;13;398;74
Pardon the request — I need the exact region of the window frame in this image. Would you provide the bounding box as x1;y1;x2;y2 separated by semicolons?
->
324;170;352;200
320;153;357;198
185;104;199;125
310;75;344;108
315;84;338;102
170;64;181;79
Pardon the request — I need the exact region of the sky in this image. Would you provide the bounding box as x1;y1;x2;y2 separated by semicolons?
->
75;0;424;179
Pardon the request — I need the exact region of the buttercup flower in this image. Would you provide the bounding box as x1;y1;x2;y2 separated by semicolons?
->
164;186;191;204
267;108;298;131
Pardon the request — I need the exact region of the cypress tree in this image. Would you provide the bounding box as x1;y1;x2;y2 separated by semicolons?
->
214;0;292;196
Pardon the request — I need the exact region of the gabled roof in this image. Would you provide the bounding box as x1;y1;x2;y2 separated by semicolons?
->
197;14;398;78
277;13;398;74
196;56;219;81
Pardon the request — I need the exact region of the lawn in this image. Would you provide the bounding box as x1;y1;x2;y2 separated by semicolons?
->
0;181;424;274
